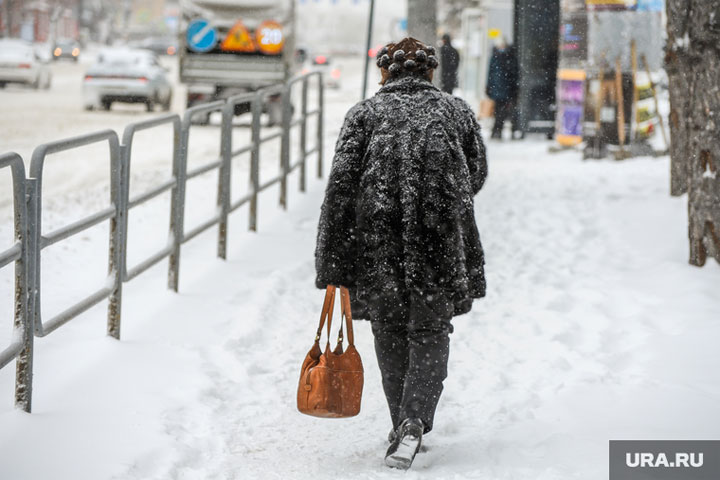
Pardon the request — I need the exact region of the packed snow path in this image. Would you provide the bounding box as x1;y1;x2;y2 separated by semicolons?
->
2;135;720;478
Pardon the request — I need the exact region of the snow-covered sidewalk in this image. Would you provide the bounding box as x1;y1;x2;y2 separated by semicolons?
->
1;133;719;479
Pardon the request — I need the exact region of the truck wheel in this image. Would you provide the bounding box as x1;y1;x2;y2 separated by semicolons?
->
162;92;172;111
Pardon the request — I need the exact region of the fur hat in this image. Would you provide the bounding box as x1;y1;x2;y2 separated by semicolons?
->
376;37;438;84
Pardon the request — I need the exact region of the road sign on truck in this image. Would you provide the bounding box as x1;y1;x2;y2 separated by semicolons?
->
221;21;257;52
186;18;218;53
179;0;296;122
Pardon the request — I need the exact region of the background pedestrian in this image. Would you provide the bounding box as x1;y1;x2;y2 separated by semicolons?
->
440;33;460;94
486;37;521;139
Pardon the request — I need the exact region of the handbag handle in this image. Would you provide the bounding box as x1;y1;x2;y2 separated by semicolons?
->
338;287;355;346
315;285;336;343
314;286;355;347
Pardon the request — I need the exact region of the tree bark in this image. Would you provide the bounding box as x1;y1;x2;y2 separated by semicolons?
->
666;0;720;265
665;0;691;195
408;0;437;47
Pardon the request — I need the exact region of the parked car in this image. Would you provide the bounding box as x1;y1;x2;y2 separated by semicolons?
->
83;48;173;112
0;39;52;90
52;38;81;61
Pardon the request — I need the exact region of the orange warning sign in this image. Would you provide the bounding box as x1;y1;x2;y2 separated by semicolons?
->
256;20;284;55
221;20;257;53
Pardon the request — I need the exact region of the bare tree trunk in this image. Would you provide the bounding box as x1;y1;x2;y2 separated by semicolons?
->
408;0;437;47
665;0;689;196
666;0;720;266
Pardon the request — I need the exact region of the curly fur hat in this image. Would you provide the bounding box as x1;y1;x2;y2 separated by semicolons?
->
376;37;438;85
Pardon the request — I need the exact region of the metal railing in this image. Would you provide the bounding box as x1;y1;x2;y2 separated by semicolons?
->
0;72;324;412
28;130;122;339
0;153;31;412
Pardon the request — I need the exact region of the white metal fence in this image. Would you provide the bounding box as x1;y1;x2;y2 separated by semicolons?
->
0;72;324;412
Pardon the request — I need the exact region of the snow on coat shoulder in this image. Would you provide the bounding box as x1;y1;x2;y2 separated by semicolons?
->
315;75;488;321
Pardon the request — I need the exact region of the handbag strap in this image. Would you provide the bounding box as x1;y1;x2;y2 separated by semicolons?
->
315;285;336;343
315;286;355;347
338;286;355;346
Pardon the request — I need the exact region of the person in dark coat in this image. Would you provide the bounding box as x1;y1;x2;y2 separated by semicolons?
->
314;37;488;470
486;40;520;139
439;33;460;94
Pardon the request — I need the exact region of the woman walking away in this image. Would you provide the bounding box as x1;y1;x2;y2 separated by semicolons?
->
315;37;488;470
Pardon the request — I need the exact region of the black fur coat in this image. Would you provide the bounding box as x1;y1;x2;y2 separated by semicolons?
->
315;75;488;320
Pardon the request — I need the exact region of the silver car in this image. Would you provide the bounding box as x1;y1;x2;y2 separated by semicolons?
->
83;48;173;112
0;39;52;89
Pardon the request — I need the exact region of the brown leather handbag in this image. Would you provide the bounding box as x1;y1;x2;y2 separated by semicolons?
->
297;285;364;418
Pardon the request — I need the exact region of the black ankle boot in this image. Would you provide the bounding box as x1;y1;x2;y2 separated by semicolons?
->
385;418;423;470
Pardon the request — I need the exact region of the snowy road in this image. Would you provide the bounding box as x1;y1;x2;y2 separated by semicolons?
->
0;53;184;160
1;56;719;479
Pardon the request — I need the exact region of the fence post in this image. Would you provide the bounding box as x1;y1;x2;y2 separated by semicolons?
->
25;178;41;340
20;178;40;412
14;203;32;410
218;104;233;260
168;121;189;292
280;86;292;209
317;74;325;178
249;95;262;232
1;153;33;413
14;310;32;413
300;78;308;193
107;141;125;339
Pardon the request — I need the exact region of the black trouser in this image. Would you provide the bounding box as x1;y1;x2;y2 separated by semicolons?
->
492;99;519;138
370;292;453;434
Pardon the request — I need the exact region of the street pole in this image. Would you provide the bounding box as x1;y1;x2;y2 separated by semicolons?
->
4;0;14;38
77;0;84;39
408;0;438;85
407;0;437;47
123;0;131;43
361;0;375;100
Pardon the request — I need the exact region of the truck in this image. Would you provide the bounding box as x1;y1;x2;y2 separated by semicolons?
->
178;0;296;123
